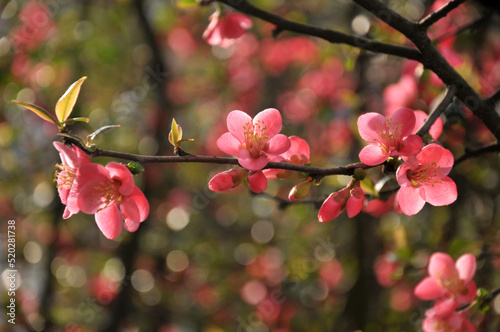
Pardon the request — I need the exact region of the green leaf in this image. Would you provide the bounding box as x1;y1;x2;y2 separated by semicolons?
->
55;76;87;123
169;118;183;147
12;100;59;126
86;124;120;145
176;0;199;9
65;117;90;125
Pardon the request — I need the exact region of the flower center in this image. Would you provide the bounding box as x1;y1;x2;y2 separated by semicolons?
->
93;179;122;212
375;118;403;154
54;164;76;189
407;162;442;187
242;120;269;158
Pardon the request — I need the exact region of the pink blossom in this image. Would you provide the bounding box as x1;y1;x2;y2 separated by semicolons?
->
422;307;476;332
264;135;310;180
318;181;364;222
208;168;247;192
53;142;91;219
75;162;149;239
396;144;457;216
414;110;443;140
358;108;423;166
208;168;267;194
217;108;291;171
415;252;477;317
203;11;252;48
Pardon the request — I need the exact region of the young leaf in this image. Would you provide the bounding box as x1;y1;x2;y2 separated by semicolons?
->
169;118;183;147
176;0;199;9
55;76;87;123
12;100;58;125
86;124;121;146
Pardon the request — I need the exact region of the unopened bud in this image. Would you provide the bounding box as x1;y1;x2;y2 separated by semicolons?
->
288;180;312;202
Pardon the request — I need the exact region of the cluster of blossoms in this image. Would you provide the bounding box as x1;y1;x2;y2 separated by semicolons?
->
415;252;477;331
54;142;149;239
211;107;458;223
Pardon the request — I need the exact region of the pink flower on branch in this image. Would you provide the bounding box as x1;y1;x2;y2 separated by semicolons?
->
422;308;476;332
357;108;423;166
415;252;477;318
76;162;149;239
217;108;291;171
318;181;364;222
264;135;310;180
208;168;267;194
203;11;253;48
396;144;457;216
53;142;91;219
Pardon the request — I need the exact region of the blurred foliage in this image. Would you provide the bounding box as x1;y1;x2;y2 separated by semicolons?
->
1;0;500;331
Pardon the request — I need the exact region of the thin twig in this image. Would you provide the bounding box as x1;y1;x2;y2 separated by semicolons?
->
416;85;457;137
419;0;468;30
454;143;500;165
217;0;422;61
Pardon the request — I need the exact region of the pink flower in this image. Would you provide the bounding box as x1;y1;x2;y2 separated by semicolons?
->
264;135;310;180
208;168;267;194
318;181;364;222
422;307;476;332
217;108;291;171
357;108;423;166
396;144;457;216
414;110;444;140
203;11;252;47
76;162;149;239
415;252;477;317
53;142;91;219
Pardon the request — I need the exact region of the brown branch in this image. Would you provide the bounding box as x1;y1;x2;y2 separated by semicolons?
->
88;146;367;176
419;0;469;30
352;0;500;141
217;0;422;61
487;89;500;105
454;143;500;165
416;85;457;137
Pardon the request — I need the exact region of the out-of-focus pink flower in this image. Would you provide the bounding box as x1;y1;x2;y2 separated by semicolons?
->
260;37;318;75
53;142;91;219
363;192;401;217
76;162;149;239
358;108;423;166
11;2;55;51
413;110;443;140
383;75;418;116
396;144;457;216
422;307;476;332
415;252;477;318
318;181;364;222
217;108;291;171
374;253;401;288
203;11;252;47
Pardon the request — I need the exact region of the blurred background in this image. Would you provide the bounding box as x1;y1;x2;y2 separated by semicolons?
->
1;0;500;331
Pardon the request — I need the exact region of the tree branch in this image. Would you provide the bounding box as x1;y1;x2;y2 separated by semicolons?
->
416;85;457;137
487;89;500;105
454;143;500;165
418;0;469;30
352;0;500;141
217;0;422;61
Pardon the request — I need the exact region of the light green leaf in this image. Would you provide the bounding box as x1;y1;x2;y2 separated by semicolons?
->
176;0;198;9
86;124;120;146
55;76;87;123
65;117;90;125
12;100;58;125
169;118;183;147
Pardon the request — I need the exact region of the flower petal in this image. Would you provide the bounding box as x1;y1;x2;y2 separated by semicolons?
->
318;192;346;222
391;108;416;137
397;186;426;216
395;134;422;157
254;108;283;138
428;252;456;280
346;195;363;218
227;110;252;143
357;112;386;143
359;144;388;166
414;277;443;300
125;187;149;222
238;155;268;171
265;134;291;155
421;176;457;207
248;171;267;193
456;253;477;283
95;205;122;239
106;162;134;196
217;132;242;156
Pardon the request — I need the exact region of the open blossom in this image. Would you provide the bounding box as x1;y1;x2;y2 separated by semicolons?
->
318;181;364;222
76;162;149;239
358;108;423;166
217;108;291;171
415;253;477;318
53;142;91;219
396;144;457;216
203;11;252;47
